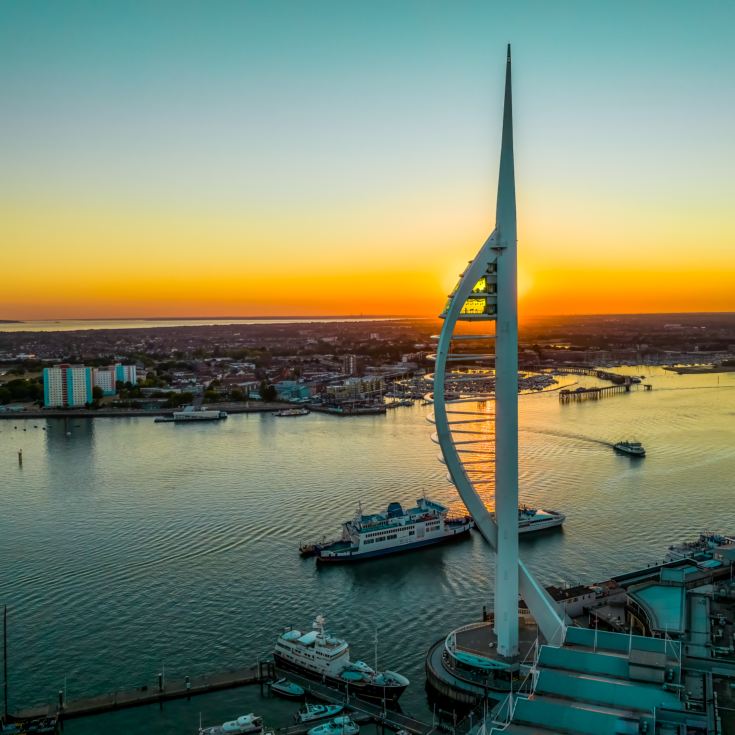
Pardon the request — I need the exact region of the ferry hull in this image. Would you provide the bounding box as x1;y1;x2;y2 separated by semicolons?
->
273;655;407;703
315;525;471;564
518;517;564;534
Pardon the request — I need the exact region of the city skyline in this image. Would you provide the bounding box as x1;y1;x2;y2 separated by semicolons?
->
2;0;734;319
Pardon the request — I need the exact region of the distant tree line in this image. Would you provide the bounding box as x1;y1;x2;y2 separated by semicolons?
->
0;377;43;405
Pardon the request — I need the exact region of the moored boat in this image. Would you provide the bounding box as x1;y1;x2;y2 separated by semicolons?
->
275;408;310;417
0;716;58;734
269;677;305;699
307;717;359;735
198;713;262;735
310;497;472;564
274;616;408;703
167;406;228;423
296;704;344;724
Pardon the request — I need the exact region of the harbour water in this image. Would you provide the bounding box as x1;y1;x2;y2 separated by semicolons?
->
1;366;734;734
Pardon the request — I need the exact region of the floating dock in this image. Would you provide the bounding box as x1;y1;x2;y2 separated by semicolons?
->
272;669;436;735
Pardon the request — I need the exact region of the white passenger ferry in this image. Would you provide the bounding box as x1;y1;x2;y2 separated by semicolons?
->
497;505;565;534
309;497;472;563
156;405;228;423
273;616;409;703
173;406;228;422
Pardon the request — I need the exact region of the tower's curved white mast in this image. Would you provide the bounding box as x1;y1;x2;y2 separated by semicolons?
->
429;46;564;656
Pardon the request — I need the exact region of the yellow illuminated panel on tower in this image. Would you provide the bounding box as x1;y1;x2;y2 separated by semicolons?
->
460;298;487;315
472;277;487;294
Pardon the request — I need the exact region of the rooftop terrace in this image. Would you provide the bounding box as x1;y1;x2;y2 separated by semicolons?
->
489;628;707;735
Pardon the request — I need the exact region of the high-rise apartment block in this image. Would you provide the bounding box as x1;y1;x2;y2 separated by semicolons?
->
43;364;93;407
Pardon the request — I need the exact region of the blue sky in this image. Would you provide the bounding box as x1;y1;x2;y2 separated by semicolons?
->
1;1;734;317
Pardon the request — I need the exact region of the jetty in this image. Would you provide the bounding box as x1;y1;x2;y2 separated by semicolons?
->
559;383;631;402
10;661;439;735
11;661;274;721
552;365;652;403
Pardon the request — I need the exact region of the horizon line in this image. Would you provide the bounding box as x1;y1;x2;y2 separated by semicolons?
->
2;309;735;323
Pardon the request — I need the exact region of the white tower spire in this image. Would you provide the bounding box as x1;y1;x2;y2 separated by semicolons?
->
493;43;520;658
430;46;565;658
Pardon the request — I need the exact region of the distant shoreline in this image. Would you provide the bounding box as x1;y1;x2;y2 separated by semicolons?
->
0;402;291;420
2;315;417;323
0;316;417;333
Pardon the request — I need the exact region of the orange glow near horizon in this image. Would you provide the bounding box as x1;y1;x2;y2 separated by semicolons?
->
3;196;733;320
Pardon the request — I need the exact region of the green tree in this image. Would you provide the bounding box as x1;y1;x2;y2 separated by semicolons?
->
163;391;194;408
92;386;104;402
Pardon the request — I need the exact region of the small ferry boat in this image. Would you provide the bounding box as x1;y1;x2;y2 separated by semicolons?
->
269;677;305;699
310;497;472;563
490;506;565;534
275;408;310;417
156;406;228;423
174;406;228;422
307;717;359;735
296;705;344;724
613;440;645;457
198;713;262;735
274;615;409;703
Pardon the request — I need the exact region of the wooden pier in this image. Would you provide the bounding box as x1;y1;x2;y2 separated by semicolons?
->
554;365;651;403
12;661;274;721
558;383;631;402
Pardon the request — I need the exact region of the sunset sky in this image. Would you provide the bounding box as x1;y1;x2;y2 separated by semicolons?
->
1;1;734;319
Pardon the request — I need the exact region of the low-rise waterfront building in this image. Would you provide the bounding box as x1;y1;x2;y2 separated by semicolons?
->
324;376;383;403
274;380;311;401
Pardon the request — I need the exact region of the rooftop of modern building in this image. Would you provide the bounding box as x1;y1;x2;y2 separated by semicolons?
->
546;584;597;602
628;582;687;636
488;627;706;735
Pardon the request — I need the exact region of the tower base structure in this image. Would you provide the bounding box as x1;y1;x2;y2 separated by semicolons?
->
424;611;540;711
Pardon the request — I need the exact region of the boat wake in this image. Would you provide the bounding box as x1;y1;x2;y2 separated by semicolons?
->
520;427;613;448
